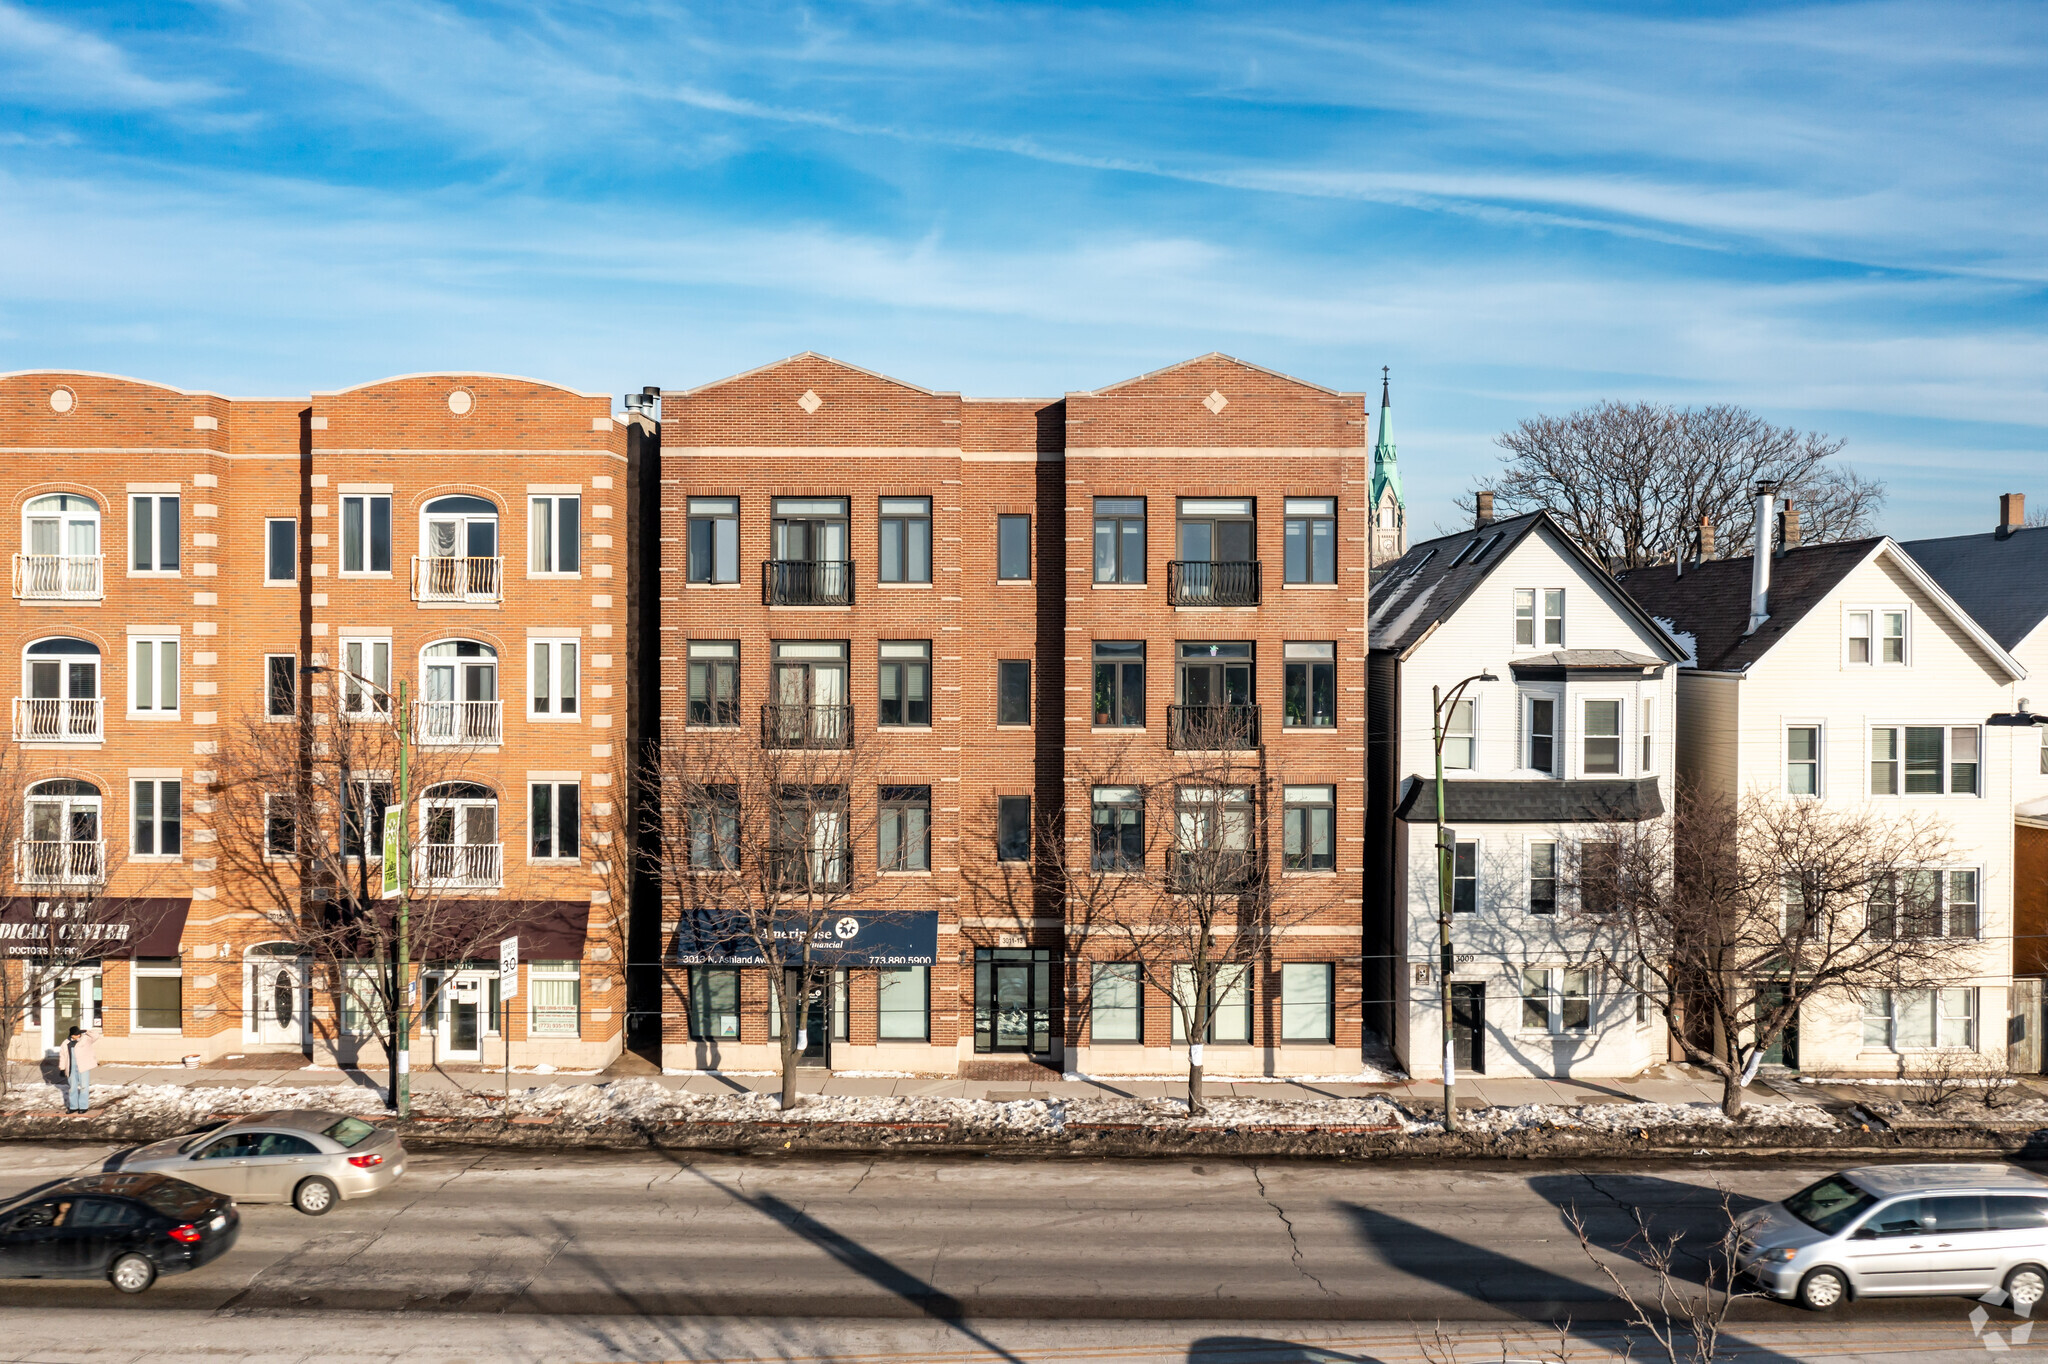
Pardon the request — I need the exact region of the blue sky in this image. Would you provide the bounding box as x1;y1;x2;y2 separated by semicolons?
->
0;1;2041;538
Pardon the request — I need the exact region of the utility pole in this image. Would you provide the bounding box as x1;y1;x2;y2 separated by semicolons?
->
394;677;412;1118
1432;671;1495;1135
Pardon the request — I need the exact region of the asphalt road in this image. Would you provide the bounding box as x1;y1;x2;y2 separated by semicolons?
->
0;1142;2037;1362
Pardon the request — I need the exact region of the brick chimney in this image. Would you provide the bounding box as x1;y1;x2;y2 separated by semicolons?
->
2000;492;2026;540
1698;515;1715;564
1475;490;1495;528
1778;500;1800;553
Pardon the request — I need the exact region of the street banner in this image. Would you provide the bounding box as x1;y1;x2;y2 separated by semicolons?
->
381;806;403;898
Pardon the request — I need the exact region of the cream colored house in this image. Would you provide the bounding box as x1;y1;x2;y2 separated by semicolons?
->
1369;510;1686;1080
1619;499;2027;1076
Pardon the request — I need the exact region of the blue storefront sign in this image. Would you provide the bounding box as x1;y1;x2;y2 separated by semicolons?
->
672;909;939;967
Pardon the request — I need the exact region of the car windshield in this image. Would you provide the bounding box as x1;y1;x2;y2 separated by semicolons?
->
323;1116;378;1149
1785;1174;1878;1234
137;1178;218;1220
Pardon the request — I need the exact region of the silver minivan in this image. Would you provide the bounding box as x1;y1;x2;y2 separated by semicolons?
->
1737;1164;2048;1311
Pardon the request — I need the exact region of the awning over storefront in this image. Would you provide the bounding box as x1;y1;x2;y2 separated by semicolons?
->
672;909;939;967
0;896;188;959
415;899;592;963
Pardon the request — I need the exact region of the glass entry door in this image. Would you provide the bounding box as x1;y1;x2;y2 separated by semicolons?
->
438;974;485;1060
778;969;831;1067
256;959;302;1045
1450;982;1486;1075
974;948;1052;1054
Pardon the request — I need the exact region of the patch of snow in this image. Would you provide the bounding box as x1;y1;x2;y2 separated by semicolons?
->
1654;617;1698;667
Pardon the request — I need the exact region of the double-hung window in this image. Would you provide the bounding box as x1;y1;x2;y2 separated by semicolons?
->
342;781;391;861
877;641;931;727
131;779;181;857
1526;696;1557;773
1282;785;1334;871
1283;498;1335;583
339;638;390;717
1092;641;1145;727
1869;868;1979;939
1864;987;1976;1050
1870;725;1979;795
1528;841;1557;914
997;514;1031;581
530;782;579;861
265;518;296;583
1283;642;1335;729
687;641;739;726
1442;696;1475;767
529;495;580;573
339;495;391;574
1641;698;1655;773
1093;498;1146;583
998;659;1031;726
879;785;930;872
1091;786;1144;871
1514;589;1564;646
530;639;579;718
1280;962;1332;1043
130;637;178;715
529;961;581;1037
1522;967;1591;1034
1786;726;1820;795
130;495;179;572
1090;962;1141;1042
132;957;182;1031
997;796;1031;863
687;499;739;583
689;785;741;869
878;497;931;583
264;655;296;719
1451;839;1477;913
1582;699;1622;775
1171;964;1250;1044
263;794;298;860
1848;608;1908;665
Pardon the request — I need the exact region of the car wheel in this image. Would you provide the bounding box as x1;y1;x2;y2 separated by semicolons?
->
1797;1267;1847;1311
292;1176;338;1216
109;1253;156;1294
2007;1264;2048;1310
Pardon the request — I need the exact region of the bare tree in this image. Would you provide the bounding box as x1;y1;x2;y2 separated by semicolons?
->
1574;784;1965;1117
1465;402;1882;570
650;714;910;1112
1565;1195;1750;1364
1023;711;1343;1116
209;669;544;1113
0;744;173;1094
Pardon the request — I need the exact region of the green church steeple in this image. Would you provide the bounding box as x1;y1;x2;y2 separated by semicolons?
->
1370;366;1407;561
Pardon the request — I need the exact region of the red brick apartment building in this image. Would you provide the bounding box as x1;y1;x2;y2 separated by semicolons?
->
657;354;1370;1076
0;370;644;1073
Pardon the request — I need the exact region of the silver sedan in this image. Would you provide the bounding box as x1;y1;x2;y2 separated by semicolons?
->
116;1109;407;1215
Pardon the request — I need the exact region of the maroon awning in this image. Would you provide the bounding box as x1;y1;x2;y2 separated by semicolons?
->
413;899;592;963
0;896;189;959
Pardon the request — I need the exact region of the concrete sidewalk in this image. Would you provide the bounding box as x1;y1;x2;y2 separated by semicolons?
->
43;1057;1813;1110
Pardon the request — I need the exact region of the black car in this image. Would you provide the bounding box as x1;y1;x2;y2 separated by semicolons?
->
0;1172;239;1293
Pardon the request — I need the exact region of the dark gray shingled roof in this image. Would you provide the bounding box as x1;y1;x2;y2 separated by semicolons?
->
1394;777;1664;824
1901;526;2048;651
1612;539;1880;673
1369;510;1683;662
1509;649;1668;678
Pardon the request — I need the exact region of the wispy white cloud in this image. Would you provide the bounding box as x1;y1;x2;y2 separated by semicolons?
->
0;1;225;109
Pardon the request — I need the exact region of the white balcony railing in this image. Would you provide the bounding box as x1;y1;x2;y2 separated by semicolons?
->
13;697;103;742
12;554;104;601
411;699;503;746
411;556;503;604
415;842;503;889
16;839;107;887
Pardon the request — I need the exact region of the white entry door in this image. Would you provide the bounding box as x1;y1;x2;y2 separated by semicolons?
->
437;973;486;1060
254;959;304;1045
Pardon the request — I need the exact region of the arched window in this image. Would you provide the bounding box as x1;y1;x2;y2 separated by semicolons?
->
418;640;500;744
415;496;501;603
18;493;102;599
23;778;103;885
18;637;102;741
419;782;501;889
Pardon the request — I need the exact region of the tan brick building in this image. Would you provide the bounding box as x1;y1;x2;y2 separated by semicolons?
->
656;353;1370;1076
0;370;642;1073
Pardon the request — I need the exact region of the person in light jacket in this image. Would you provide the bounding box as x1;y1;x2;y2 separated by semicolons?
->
57;1025;96;1113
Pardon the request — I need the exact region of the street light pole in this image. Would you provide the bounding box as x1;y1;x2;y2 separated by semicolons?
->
394;677;411;1119
1432;671;1496;1135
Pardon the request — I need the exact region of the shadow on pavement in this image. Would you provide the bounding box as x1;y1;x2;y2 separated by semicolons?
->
1525;1171;1769;1281
1186;1337;1377;1363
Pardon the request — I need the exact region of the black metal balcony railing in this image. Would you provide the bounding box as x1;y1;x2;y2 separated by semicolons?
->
1168;559;1260;606
763;559;854;606
1167;703;1261;750
768;848;851;894
1167;847;1264;895
760;703;855;750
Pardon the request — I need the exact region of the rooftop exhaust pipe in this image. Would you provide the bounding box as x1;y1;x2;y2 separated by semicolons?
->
1747;481;1777;635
